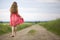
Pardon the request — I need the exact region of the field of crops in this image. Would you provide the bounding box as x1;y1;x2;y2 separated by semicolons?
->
39;19;60;36
0;22;34;35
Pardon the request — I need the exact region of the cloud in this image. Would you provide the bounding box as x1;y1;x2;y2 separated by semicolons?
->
35;0;60;3
19;8;38;12
19;12;60;21
0;8;60;21
0;9;10;21
22;0;60;3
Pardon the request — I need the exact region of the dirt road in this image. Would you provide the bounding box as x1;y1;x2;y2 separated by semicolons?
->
0;24;60;40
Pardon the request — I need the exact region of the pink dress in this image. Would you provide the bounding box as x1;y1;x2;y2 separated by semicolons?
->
10;13;24;27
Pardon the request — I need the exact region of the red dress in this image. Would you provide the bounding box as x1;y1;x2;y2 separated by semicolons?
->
10;13;24;27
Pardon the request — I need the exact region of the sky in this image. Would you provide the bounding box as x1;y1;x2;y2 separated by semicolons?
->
0;0;60;22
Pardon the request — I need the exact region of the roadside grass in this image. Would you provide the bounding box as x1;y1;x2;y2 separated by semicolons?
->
0;23;11;35
28;29;37;35
17;23;34;31
0;22;34;35
39;19;60;36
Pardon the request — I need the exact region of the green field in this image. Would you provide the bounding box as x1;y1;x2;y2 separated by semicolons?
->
39;19;60;36
0;19;60;36
0;22;34;35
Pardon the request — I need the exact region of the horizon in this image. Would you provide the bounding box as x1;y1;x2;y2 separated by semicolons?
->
0;18;59;22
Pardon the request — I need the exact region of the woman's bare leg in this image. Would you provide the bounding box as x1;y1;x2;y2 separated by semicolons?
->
14;27;17;35
11;26;15;37
11;26;17;37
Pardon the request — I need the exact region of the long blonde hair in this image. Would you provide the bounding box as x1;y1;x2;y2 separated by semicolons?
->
10;2;18;14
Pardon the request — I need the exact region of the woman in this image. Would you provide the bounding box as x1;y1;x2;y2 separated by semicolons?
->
10;2;24;37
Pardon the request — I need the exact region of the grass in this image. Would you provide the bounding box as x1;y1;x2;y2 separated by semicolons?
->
0;23;11;35
28;29;37;35
0;22;34;35
17;23;34;31
39;19;60;36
